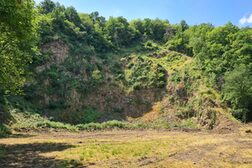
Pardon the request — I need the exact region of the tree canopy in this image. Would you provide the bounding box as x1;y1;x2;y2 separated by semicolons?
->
1;0;252;122
0;0;37;95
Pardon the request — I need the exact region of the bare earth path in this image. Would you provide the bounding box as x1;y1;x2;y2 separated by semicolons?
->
0;126;252;168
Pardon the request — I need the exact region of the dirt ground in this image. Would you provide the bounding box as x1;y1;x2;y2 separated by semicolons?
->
0;125;252;168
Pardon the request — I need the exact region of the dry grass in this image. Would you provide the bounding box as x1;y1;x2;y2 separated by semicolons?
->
0;128;252;168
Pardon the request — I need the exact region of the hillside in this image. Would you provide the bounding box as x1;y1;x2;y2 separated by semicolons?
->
7;40;239;133
1;1;252;168
0;0;251;135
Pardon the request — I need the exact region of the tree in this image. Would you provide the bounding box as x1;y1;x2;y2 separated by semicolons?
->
149;19;169;41
65;6;81;26
38;0;55;14
89;11;106;27
180;20;189;32
142;18;169;41
184;23;214;55
129;19;145;41
228;28;252;66
0;0;37;123
193;23;240;75
0;0;37;95
164;25;175;41
222;64;252;121
166;24;192;56
104;17;134;47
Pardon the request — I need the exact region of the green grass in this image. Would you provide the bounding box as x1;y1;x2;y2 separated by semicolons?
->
9;109;178;133
0;125;11;138
0;146;5;159
176;118;199;129
10;109;78;131
10;109;172;132
75;141;160;162
77;120;131;131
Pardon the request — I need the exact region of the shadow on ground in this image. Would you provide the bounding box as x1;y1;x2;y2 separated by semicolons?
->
0;142;85;168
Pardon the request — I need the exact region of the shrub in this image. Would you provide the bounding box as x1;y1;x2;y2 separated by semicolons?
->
36;121;78;131
81;107;101;124
144;40;159;51
10;110;78;131
176;107;196;119
124;55;166;91
91;70;102;81
77;120;130;131
222;64;252;122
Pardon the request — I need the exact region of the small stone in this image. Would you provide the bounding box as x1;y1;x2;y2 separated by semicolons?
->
245;130;252;133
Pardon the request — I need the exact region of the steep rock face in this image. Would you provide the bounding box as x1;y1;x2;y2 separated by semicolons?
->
36;40;69;73
80;85;166;119
29;40;167;124
42;40;69;65
47;85;166;124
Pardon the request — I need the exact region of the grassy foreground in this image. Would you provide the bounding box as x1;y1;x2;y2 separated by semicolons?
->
0;126;252;168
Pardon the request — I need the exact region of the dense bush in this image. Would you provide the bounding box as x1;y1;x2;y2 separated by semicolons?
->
222;64;252;122
124;56;166;91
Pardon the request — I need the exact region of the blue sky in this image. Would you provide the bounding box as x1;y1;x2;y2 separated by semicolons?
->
35;0;252;26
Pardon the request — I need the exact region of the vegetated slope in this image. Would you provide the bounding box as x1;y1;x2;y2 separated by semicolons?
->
4;0;251;133
136;49;239;132
14;41;167;124
10;39;239;132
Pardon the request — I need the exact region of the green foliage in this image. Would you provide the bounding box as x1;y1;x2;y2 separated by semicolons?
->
91;70;103;82
176;107;196;119
77;120;130;131
124;55;166;90
2;0;252;128
167;22;252;121
38;0;56;14
130;18;169;42
10;110;78;131
9;109;172;132
81;107;101;124
143;18;169;41
144;40;159;51
104;16;135;47
0;0;38;94
166;25;192;56
184;23;214;55
176;118;198;129
0;124;11;138
222;64;252;122
179;20;189;32
37;1;110;52
0;146;5;160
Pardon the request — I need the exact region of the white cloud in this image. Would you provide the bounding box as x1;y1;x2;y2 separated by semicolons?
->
239;13;252;25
